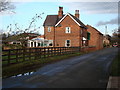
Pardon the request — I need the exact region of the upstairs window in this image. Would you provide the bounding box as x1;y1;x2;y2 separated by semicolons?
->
65;27;71;33
48;27;51;32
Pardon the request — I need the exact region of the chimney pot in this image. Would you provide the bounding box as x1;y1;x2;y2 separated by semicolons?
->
58;6;63;18
75;10;79;19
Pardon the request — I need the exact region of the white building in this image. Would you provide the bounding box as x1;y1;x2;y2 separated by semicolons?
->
27;37;53;47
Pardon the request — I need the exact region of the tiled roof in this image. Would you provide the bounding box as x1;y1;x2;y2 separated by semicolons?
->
86;25;103;35
36;35;45;38
43;15;58;26
69;13;87;29
43;14;87;29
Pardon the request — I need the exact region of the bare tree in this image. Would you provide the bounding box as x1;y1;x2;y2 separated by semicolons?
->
5;13;44;48
0;0;15;13
111;28;120;45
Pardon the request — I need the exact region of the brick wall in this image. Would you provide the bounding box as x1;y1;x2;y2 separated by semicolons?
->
45;15;87;47
44;26;55;40
81;46;96;52
86;25;103;50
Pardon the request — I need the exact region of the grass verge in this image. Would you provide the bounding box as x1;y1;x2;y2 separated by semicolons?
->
3;52;85;78
110;51;120;76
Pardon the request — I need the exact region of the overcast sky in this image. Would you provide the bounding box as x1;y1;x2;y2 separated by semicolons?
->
0;0;119;36
60;2;118;25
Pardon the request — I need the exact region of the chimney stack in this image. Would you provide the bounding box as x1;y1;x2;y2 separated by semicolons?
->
58;6;63;18
75;10;79;19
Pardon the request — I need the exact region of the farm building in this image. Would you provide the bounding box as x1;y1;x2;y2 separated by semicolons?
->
43;7;88;47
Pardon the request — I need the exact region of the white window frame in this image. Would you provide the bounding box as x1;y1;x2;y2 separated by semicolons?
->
49;40;53;47
65;27;71;33
65;40;71;47
48;27;51;32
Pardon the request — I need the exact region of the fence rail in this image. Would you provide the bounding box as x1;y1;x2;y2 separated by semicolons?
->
2;47;80;66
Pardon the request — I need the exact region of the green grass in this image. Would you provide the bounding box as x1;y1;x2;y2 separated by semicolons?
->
110;52;120;76
2;52;85;78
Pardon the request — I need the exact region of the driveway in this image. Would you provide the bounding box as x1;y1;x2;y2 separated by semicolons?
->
2;47;118;88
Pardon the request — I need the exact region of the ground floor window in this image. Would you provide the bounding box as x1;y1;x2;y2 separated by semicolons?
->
48;40;53;47
65;40;71;47
38;43;41;46
34;42;36;47
49;43;53;46
82;40;88;46
31;42;33;47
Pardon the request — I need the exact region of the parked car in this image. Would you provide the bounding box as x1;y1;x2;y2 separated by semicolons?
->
112;44;118;47
118;44;120;47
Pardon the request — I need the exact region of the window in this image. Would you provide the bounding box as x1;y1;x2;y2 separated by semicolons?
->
13;42;16;44
49;40;53;46
31;42;33;47
48;27;51;32
34;42;36;47
65;40;71;47
49;43;53;46
38;43;41;46
87;32;90;40
17;42;21;45
65;27;71;33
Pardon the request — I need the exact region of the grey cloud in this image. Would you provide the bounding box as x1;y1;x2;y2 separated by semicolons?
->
96;17;118;26
61;2;118;14
60;0;120;2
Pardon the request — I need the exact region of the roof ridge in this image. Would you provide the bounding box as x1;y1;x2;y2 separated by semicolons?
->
44;13;87;29
87;25;103;35
55;13;87;28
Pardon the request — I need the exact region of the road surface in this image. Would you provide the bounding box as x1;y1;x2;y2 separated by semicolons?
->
2;47;118;88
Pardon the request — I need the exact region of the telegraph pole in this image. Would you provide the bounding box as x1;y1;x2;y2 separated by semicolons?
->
105;25;107;36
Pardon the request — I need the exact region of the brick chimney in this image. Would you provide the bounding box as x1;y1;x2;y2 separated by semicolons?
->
75;10;79;19
58;6;63;18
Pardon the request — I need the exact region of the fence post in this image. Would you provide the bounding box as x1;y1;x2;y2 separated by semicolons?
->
44;47;46;58
46;48;48;58
79;47;81;52
23;48;25;61
60;47;61;55
49;47;52;57
34;48;37;60
51;47;53;57
16;49;18;63
39;48;41;59
56;47;58;56
29;48;31;60
70;47;72;54
53;47;55;56
8;50;10;65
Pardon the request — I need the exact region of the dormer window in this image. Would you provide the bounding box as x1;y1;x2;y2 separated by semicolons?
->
65;27;71;33
48;27;51;32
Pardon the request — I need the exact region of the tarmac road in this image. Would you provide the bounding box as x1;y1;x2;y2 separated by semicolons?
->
2;47;118;88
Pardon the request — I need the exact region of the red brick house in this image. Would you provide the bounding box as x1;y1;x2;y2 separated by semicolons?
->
43;7;88;47
86;25;103;50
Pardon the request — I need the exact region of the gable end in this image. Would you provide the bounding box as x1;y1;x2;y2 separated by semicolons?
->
55;13;81;27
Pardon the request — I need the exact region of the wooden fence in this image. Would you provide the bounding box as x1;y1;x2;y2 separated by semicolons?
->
2;47;80;66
